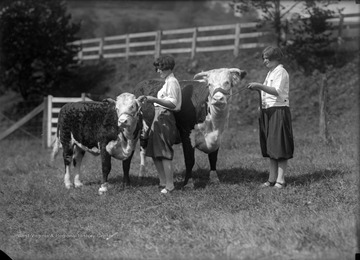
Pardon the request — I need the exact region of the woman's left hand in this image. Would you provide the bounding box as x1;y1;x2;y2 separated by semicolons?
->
247;82;261;91
145;96;156;103
138;95;147;103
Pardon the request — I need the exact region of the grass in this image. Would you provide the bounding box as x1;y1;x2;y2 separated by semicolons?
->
0;117;358;260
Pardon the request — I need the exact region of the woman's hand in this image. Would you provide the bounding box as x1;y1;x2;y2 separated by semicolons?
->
138;95;157;103
247;82;262;91
138;95;147;103
145;96;156;103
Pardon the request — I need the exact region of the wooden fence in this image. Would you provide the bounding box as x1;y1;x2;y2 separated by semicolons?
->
43;93;91;148
72;13;360;62
72;22;270;61
0;94;91;147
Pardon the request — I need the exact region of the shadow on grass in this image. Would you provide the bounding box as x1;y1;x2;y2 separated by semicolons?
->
190;167;346;188
286;169;346;186
84;168;345;189
85;175;160;188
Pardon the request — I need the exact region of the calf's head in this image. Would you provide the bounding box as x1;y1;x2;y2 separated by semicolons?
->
194;68;247;107
115;93;141;130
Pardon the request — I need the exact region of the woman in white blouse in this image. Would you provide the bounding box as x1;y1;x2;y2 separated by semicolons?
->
247;46;294;189
139;55;182;194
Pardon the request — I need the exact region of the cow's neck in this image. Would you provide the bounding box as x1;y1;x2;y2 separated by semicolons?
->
106;123;139;160
208;102;229;132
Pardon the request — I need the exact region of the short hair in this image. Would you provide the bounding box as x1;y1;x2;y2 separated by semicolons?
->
262;46;284;61
153;55;175;71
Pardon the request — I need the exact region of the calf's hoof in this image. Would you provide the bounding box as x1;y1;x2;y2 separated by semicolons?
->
98;183;109;195
65;183;73;189
74;181;84;188
209;170;220;184
183;178;195;189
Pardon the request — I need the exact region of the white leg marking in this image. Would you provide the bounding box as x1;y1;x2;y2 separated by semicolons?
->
64;165;72;189
98;183;109;195
139;147;146;177
74;175;83;188
73;148;84;188
209;170;220;184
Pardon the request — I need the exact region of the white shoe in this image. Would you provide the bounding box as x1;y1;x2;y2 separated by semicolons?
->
160;188;174;194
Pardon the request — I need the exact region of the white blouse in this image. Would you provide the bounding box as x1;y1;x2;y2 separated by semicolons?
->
262;64;290;108
155;73;182;111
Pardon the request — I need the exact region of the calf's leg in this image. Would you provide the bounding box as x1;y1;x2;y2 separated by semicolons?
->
208;148;220;184
139;147;146;177
73;145;85;188
180;129;195;188
99;149;112;195
122;150;135;188
62;143;74;189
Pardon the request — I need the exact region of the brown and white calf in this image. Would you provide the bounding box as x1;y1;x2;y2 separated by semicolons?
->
133;68;247;187
51;93;143;194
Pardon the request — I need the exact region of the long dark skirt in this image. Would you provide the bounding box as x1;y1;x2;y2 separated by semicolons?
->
259;106;294;160
145;106;179;160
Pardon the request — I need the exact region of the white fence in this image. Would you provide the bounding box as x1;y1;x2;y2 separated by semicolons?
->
72;22;270;61
71;13;360;62
44;93;91;148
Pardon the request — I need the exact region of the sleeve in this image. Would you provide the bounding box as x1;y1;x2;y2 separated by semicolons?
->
272;68;289;98
163;78;181;106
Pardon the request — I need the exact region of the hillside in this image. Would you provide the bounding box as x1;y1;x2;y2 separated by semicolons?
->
66;1;246;39
77;48;358;132
0;1;358;138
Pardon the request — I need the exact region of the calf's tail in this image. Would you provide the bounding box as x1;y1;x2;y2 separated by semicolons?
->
51;137;61;162
51;124;61;162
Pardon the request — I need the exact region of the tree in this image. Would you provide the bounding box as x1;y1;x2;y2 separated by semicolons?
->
0;0;80;101
230;0;301;45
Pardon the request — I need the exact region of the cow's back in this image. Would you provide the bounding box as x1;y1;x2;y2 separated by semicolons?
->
58;101;119;148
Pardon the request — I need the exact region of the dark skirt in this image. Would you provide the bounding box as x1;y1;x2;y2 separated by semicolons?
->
259;106;294;160
145;106;179;160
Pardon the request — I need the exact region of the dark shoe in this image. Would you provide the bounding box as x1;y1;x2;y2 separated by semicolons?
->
274;182;286;189
260;181;275;188
158;185;165;190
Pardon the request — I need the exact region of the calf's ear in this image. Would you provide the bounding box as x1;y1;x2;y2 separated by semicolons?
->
239;70;247;79
194;71;209;80
229;68;247;79
103;98;116;104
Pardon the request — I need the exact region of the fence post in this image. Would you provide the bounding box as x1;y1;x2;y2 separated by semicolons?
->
337;13;344;47
191;27;197;59
319;74;328;142
81;93;86;101
42;97;48;148
125;34;130;61
155;30;162;59
99;38;104;59
78;49;83;62
234;23;241;57
46;95;53;148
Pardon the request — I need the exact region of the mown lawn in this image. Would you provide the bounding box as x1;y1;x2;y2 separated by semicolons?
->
0;120;358;260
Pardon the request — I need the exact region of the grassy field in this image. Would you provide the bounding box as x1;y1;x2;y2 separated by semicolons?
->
0;115;358;259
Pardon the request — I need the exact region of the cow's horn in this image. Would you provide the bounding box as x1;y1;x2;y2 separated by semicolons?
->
194;71;209;79
229;68;247;79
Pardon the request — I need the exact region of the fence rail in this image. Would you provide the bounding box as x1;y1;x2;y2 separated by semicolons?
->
72;13;360;62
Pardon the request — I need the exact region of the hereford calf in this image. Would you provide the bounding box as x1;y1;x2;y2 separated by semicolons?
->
51;93;143;195
132;68;247;187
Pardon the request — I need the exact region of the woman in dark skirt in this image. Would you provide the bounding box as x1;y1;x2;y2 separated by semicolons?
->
139;55;182;194
247;46;294;189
